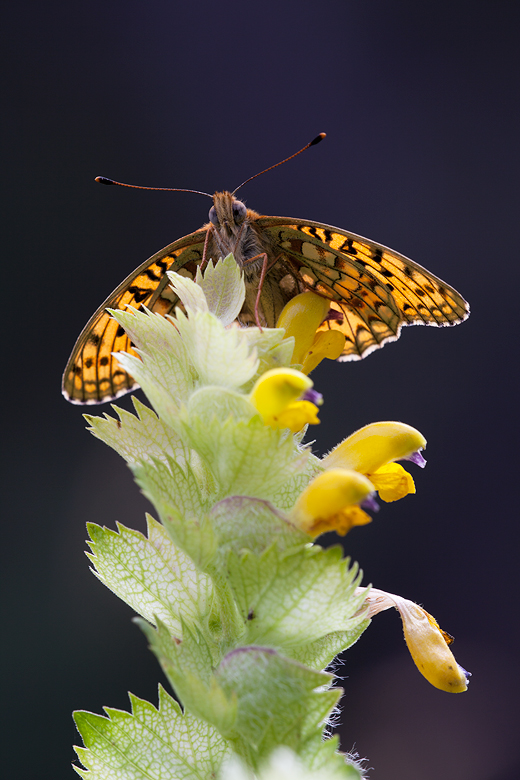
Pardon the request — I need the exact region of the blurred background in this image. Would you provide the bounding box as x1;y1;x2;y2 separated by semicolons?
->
2;2;519;778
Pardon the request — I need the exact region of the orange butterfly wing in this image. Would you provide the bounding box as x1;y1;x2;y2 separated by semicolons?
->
63;209;469;404
258;217;469;360
62;228;207;404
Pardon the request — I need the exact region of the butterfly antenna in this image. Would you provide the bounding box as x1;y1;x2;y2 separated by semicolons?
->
231;132;326;195
95;177;213;198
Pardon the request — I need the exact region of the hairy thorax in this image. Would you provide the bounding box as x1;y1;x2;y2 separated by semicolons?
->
205;192;305;326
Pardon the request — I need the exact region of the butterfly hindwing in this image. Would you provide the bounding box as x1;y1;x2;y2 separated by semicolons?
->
62;228;207;403
258;217;469;361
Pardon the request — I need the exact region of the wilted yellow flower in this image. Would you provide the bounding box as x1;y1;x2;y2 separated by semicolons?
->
357;586;470;693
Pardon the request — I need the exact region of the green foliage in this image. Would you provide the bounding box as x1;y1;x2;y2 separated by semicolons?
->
86;517;214;637
73;688;229;780
73;257;368;779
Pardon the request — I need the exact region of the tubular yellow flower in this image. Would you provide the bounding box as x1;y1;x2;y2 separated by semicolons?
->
368;462;416;502
301;330;346;374
357;587;470;693
249;367;321;433
291;468;375;537
322;421;426;503
276;291;346;374
275;399;320;431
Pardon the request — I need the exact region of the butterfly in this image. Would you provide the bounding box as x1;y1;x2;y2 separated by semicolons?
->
62;138;469;404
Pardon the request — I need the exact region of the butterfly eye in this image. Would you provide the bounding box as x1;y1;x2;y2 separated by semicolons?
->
208;206;219;226
232;200;247;223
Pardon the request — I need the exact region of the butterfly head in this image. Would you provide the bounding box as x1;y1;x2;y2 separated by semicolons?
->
209;191;248;237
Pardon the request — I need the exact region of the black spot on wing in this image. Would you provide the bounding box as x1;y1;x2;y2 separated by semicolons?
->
156;258;169;272
128;286;150;304
339;238;358;255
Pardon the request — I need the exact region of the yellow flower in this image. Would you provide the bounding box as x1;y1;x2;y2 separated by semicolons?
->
322;421;426;503
276;291;346;374
249;367;322;433
291;468;376;537
368;462;415;502
289;421;426;537
357;586;470;693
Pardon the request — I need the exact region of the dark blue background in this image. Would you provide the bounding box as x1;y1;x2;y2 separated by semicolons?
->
2;2;519;777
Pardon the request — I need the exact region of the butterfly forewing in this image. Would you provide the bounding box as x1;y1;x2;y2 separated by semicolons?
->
258;217;469;361
63;228;206;403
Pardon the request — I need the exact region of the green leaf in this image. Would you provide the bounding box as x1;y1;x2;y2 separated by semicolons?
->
184;413;309;500
186;386;258;424
86;517;214;636
288;622;370;670
73;687;229;780
209;496;308;570
136;630;342;768
132;455;210;522
131;457;219;570
298;739;365;779
239;328;295;389
167;269;210;315
214;647;340;766
138;617;217;683
193;253;246;326
270;451;321;511
137;618;238;733
108;307;195;427
85;396;190;470
226;545;367;655
161;509;219;573
221;746;363;780
174;308;259;389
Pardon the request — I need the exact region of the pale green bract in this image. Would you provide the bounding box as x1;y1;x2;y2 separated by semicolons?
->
76;255;369;779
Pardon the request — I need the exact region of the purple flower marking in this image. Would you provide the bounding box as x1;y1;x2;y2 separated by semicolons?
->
361;494;380;513
302;388;323;406
402;450;427;468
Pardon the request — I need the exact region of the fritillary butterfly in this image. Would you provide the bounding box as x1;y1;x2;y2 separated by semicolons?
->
63;139;469;404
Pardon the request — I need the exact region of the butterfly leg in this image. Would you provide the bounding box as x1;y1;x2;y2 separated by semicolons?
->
242;252;282;328
199;226;213;272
